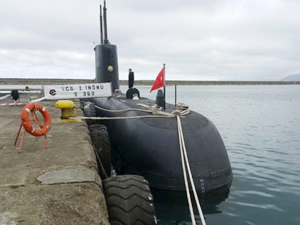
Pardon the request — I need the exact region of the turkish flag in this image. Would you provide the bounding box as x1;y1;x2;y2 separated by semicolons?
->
150;68;165;92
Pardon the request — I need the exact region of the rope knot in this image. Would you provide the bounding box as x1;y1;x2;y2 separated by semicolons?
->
171;109;182;117
176;103;190;116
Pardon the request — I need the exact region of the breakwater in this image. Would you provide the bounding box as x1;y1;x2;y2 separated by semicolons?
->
1;78;300;86
120;80;300;85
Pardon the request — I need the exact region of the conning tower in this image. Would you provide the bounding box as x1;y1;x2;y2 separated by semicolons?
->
95;0;119;91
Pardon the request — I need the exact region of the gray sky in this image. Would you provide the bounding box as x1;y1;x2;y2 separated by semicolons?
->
1;0;300;81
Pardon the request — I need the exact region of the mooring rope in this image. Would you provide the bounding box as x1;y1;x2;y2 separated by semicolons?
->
176;115;206;225
75;103;180;120
95;148;108;178
94;104;152;113
74;115;172;120
177;113;196;224
93;102;190;117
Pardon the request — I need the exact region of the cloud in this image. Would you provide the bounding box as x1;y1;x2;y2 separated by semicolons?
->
1;0;300;81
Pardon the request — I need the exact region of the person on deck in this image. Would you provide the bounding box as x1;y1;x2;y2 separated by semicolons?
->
128;68;134;88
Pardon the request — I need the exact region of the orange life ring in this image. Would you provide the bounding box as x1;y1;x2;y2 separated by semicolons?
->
21;103;51;136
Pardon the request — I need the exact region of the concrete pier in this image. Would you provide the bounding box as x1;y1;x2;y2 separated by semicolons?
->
0;99;109;224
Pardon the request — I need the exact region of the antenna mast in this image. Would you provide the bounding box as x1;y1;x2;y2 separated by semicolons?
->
103;0;109;44
100;5;103;44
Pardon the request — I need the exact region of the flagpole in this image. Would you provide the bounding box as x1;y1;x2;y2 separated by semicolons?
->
163;63;166;110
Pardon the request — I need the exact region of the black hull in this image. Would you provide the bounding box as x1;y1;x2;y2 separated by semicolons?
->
91;95;232;193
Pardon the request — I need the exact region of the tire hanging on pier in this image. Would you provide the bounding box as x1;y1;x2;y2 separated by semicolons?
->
89;123;111;179
103;175;157;225
83;101;111;179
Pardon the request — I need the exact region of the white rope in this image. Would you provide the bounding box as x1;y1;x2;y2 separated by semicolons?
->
176;103;191;116
74;103;185;120
0;102;27;106
137;103;190;117
177;115;196;225
177;115;207;225
94;104;151;113
70;115;172;120
92;103;183;118
92;102;191;118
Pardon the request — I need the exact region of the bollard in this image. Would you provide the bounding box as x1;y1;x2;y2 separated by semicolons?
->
55;100;77;120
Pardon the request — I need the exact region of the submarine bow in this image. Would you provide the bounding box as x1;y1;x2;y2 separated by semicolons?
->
91;96;233;193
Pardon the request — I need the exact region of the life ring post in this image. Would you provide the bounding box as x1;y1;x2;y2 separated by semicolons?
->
14;103;51;153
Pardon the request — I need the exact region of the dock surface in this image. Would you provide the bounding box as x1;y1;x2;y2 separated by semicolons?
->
0;100;109;225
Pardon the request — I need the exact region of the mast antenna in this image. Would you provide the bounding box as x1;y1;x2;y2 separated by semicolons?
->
103;0;109;44
100;5;103;44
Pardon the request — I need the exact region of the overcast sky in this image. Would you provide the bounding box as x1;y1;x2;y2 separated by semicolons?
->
1;0;300;81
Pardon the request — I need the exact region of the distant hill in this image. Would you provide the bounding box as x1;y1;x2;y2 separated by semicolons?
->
282;74;300;81
1;78;300;86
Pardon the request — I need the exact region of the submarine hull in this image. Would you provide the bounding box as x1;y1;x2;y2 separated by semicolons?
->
91;96;233;193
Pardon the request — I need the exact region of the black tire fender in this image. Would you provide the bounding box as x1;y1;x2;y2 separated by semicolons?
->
89;124;111;179
103;175;157;225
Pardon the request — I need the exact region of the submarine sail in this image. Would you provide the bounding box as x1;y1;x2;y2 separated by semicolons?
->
94;1;119;91
89;1;233;193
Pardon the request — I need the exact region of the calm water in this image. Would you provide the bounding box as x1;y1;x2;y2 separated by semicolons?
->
122;85;300;225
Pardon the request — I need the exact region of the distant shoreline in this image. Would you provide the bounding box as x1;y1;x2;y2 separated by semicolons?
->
0;78;300;86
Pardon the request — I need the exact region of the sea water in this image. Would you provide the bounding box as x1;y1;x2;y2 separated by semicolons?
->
121;85;300;225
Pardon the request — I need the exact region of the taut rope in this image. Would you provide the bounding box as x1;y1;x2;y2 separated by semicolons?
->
176;114;206;225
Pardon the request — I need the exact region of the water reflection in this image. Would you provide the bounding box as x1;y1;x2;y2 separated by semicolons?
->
152;187;230;224
122;85;300;224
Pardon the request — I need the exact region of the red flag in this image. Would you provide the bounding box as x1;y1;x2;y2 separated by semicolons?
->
150;68;165;92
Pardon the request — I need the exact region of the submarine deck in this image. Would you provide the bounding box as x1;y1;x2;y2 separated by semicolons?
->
0;99;109;224
114;95;210;130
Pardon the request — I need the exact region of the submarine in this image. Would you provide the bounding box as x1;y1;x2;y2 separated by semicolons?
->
88;1;233;193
